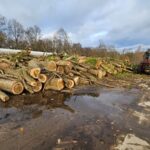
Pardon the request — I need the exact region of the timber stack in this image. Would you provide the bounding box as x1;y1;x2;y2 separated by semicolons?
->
0;50;132;102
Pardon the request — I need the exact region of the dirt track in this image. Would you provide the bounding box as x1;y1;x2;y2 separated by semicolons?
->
0;73;149;150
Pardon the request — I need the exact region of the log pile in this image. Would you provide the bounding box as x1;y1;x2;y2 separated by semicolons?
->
0;51;132;102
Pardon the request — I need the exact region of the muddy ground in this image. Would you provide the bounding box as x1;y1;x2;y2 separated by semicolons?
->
0;73;149;150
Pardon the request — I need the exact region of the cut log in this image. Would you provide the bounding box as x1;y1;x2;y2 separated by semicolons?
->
97;70;103;79
4;69;21;79
22;79;34;94
64;79;74;89
22;69;37;86
33;81;42;92
73;76;80;85
56;60;73;70
57;66;65;74
0;79;24;94
64;66;71;74
78;56;87;64
44;78;64;91
0;90;9;102
0;62;12;69
73;65;87;72
28;67;41;79
102;70;107;77
95;59;102;69
28;59;41;68
43;61;57;72
38;74;47;83
88;69;98;76
79;77;90;85
68;73;74;77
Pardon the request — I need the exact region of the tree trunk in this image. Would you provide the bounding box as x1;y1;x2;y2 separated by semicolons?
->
79;77;90;85
56;60;73;69
73;65;87;72
44;78;64;91
0;79;24;94
0;90;9;102
73;76;80;85
22;79;34;94
43;61;57;72
57;66;65;74
22;69;37;86
64;78;74;89
95;59;102;69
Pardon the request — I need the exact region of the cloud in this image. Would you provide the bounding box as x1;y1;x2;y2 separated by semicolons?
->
0;0;150;47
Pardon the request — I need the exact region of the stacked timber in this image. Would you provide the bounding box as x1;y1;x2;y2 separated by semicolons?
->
0;51;132;102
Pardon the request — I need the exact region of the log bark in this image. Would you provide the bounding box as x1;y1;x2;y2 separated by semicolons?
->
22;69;37;86
44;78;64;91
28;59;41;68
22;79;34;94
79;77;90;85
3;69;20;78
0;90;9;102
38;74;47;83
88;69;99;76
73;65;87;72
56;60;73;69
0;79;24;94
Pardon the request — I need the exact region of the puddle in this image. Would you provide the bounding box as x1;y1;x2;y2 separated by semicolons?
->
0;86;149;150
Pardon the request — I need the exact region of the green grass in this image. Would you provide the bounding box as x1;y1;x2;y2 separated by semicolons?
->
85;57;97;66
114;72;133;79
46;55;57;61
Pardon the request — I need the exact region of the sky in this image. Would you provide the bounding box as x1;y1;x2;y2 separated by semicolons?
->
0;0;150;48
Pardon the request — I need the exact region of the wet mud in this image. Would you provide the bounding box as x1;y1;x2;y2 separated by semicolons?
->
0;86;149;150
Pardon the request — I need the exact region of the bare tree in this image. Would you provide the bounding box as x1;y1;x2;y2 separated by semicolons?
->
8;19;24;48
25;25;41;44
0;15;7;47
53;28;70;53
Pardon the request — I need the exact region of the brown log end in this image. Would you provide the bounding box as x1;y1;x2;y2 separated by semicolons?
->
29;68;41;79
73;76;80;85
95;60;102;69
0;62;12;70
57;66;65;74
44;61;57;72
64;79;74;89
64;66;71;74
12;82;24;95
38;74;48;83
44;78;64;91
97;70;103;79
33;81;43;93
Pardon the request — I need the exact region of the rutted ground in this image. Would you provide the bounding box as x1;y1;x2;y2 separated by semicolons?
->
0;73;149;150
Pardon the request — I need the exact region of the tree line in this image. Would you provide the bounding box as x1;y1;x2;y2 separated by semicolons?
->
0;15;73;53
0;15;144;64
